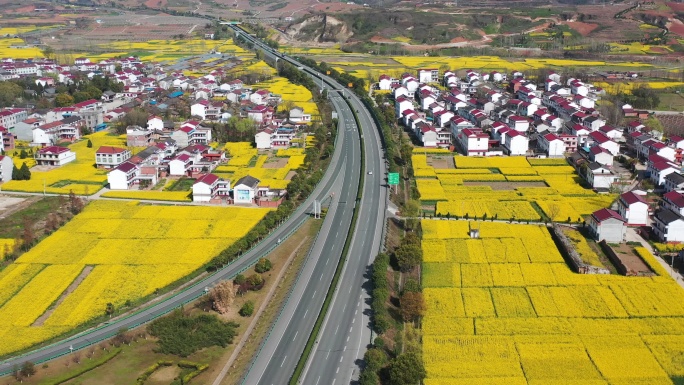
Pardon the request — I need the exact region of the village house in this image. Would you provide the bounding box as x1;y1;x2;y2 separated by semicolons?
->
233;175;260;204
0;155;13;182
126;126;153;147
616;191;649;226
663;191;684;217
455;128;489;156
95;146;132;169
192;173;230;202
586;162;618;190
170;122;212;147
664;172;684;193
0;126;15;151
107;161;139;190
35;146;76;166
653;208;684;243
587;208;627;243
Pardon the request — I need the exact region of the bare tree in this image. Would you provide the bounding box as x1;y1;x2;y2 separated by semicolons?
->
210;280;237;314
547;203;560;223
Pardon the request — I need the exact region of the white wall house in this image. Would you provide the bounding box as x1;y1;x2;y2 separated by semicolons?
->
588;208;626;243
539;133;565;157
192;173;230;202
35;146;76;166
616;191;649;226
169;153;192;176
586;162;618;189
233;175;260;203
504;130;528;156
653;208;684;243
255;129;272;150
456;128;489;156
664;191;684;217
95;146;131;169
0;155;13;182
107;161;139;190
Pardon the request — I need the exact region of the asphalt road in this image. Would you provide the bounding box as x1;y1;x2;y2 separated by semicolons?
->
231;28;388;385
0;58;358;377
299;89;388;385
240;93;361;385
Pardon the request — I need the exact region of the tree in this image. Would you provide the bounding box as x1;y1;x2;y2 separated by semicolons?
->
116;109;149;134
21;218;35;251
358;369;380;385
246;273;264;287
0;82;23;107
394;234;422;272
547;203;560;222
69;190;85;214
19;162;31;180
387;352;426;385
209;280;236;314
106;302;115;317
45;212;60;234
363;347;388;372
19;149;27;159
12;165;20;180
254;258;272;273
645;115;664;135
400;291;426;322
239;300;255;316
55;93;75;107
402;199;421;231
41;45;54;59
86;139;93;148
19;361;36;378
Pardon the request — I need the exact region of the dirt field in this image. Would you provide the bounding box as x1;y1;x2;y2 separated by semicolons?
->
565;21;599;37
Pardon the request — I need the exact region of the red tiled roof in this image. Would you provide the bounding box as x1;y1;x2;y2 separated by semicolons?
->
652;161;676;171
96;146;127;154
592;208;625;222
620;191;647;206
37;146;69;154
113;161;137;173
665;191;684;208
195;173;219;185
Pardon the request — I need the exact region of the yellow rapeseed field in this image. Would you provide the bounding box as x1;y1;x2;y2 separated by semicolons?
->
0;200;270;355
416;155;614;221
253;76;319;118
422;220;684;384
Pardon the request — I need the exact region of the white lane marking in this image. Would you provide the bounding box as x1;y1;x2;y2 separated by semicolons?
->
326;350;330;359
344;345;347;351
335;325;339;335
315;376;321;385
293;331;298;341
339;356;343;363
312;290;317;299
281;356;287;367
304;309;308;318
336;367;340;373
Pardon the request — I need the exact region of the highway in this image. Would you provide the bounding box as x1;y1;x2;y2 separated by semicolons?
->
231;26;388;385
240;92;361;385
299;90;387;385
0;49;367;377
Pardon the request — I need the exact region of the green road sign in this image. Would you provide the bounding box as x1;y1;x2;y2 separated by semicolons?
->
388;172;400;185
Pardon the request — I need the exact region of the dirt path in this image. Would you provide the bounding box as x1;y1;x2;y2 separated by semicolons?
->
32;265;94;327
